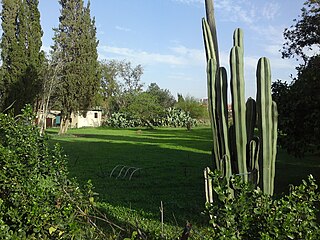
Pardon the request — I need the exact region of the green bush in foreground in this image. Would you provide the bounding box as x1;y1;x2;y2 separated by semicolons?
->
205;171;320;239
0;106;102;239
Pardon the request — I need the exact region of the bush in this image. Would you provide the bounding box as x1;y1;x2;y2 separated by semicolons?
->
206;171;320;239
105;108;196;129
163;107;196;129
0;106;103;239
105;112;142;128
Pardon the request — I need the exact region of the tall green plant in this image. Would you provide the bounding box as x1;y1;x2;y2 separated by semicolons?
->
0;0;44;114
52;0;100;134
202;0;278;201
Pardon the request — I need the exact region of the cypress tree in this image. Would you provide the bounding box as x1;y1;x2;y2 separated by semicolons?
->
52;0;100;134
0;0;44;114
0;0;20;111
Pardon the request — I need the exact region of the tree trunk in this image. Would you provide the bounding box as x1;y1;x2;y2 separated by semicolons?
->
59;115;70;135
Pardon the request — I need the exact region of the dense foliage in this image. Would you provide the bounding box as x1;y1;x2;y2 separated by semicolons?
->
0;106;103;239
146;83;176;109
105;107;196;129
205;171;320;239
282;0;320;62
99;60;144;115
52;0;100;134
175;94;208;120
272;55;320;156
0;0;44;114
273;0;320;156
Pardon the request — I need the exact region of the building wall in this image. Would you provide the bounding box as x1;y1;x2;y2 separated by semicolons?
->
70;111;102;128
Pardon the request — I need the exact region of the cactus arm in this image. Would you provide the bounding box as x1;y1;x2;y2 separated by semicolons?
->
217;67;232;178
248;137;260;186
230;45;248;181
256;57;273;195
246;97;256;143
204;167;214;204
202;18;215;61
207;59;221;170
270;101;278;194
233;28;244;49
205;0;220;66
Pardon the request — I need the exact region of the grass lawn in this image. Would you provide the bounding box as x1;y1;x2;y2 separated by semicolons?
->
47;126;213;227
47;126;320;230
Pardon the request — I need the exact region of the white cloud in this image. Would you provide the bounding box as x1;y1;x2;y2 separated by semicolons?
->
262;2;280;20
215;0;257;25
170;45;205;65
173;0;256;24
168;73;194;81
98;44;206;67
115;25;132;32
264;44;282;56
173;0;204;5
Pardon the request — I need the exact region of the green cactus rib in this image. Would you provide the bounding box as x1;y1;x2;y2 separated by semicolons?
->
202;18;215;61
217;67;232;180
270;101;278;194
256;57;274;195
248;137;260;186
230;45;248;181
246;97;256;144
207;58;221;170
233;28;244;49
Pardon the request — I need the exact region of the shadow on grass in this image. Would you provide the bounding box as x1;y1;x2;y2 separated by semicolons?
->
47;126;320;226
275;148;320;195
47;127;212;226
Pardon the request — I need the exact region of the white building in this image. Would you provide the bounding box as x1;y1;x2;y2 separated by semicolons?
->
38;110;103;128
69;110;102;128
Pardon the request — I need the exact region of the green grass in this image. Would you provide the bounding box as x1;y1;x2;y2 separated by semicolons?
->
47;127;213;227
47;126;320;234
275;148;320;195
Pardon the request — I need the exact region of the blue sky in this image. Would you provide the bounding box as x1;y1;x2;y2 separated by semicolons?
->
38;0;305;99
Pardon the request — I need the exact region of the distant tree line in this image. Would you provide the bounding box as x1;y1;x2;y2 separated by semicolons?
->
0;0;208;134
0;0;100;134
99;59;208;129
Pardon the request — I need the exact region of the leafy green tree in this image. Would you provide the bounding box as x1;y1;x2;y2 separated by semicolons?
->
282;0;320;63
272;56;320;156
52;0;100;134
118;61;144;94
0;0;44;114
99;60;122;114
122;92;162;128
274;0;320;156
99;60;144;115
175;95;208;119
146;83;176;109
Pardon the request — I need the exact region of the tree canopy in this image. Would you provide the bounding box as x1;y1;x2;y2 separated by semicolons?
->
0;0;44;114
282;0;320;63
52;0;100;134
274;0;320;156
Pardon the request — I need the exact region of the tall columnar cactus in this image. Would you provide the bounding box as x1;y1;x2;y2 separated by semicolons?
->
202;0;278;201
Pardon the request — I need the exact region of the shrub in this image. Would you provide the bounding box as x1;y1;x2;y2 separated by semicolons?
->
163;107;196;129
0;106;103;239
105;112;142;128
205;171;320;239
105;108;196;129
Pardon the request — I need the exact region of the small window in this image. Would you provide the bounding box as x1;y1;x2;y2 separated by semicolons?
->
94;113;98;118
